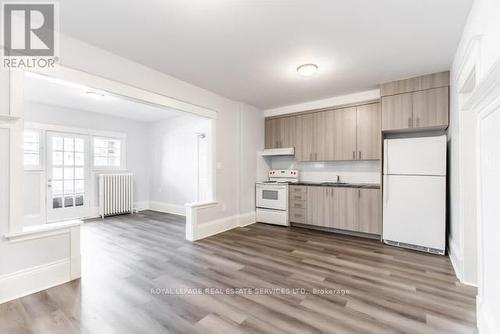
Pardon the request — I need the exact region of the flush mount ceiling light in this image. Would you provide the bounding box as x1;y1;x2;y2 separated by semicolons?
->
297;63;318;77
86;91;106;98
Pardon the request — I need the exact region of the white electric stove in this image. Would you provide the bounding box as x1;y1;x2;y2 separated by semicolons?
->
256;170;298;226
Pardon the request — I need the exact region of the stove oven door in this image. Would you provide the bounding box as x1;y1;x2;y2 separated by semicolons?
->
256;184;288;210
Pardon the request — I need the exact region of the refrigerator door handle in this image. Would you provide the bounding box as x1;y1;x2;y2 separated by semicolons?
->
383;176;388;208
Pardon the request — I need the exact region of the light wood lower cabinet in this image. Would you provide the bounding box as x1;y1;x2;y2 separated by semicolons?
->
290;185;382;236
332;187;358;230
357;188;382;234
305;186;327;227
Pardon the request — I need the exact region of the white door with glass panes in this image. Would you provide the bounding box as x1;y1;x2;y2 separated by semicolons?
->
46;132;90;222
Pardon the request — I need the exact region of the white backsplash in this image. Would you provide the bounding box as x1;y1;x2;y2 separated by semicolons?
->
270;156;381;184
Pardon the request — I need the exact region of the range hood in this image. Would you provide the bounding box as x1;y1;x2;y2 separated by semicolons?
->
260;147;295;156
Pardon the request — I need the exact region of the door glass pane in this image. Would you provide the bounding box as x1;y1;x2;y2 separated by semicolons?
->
64;196;74;207
75;138;84;152
74;153;84;166
64;138;74;151
64;167;74;180
52;180;63;195
64;180;74;194
53;137;63;151
75;180;84;193
75;167;84;179
53;197;63;208
53;152;63;165
64;152;74;165
53;167;63;180
75;195;84;206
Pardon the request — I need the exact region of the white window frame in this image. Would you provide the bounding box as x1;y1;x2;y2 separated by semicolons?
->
92;136;126;170
23;128;44;171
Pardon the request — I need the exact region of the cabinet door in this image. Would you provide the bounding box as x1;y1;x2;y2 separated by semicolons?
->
333;107;357;160
312;111;329;161
306;186;327;226
332;187;358;230
357;103;381;160
296;113;314;161
381;93;413;131
281;116;297;148
265;119;273;149
357;188;382;235
412;87;449;128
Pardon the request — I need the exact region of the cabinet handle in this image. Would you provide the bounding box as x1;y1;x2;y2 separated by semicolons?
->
358;151;361;160
352;151;355;160
358;189;360;198
408;117;412;128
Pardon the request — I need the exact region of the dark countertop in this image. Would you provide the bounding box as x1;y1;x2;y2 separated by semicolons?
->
290;182;380;189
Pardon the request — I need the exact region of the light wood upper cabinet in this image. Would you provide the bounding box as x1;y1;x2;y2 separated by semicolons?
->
264;118;280;148
332;107;357;161
295;113;314;161
412;87;449;129
381;93;413;131
265;103;380;161
380;71;449;131
357;188;382;234
357;103;381;160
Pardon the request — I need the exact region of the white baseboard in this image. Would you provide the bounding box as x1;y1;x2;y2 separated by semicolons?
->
149;201;186;216
238;211;256;227
134;201;150;212
448;236;463;282
193;211;255;241
0;258;75;304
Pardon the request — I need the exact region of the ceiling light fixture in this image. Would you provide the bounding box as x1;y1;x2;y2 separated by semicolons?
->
86;91;106;98
297;63;318;77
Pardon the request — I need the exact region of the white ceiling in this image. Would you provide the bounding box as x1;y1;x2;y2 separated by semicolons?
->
24;74;184;122
59;0;472;109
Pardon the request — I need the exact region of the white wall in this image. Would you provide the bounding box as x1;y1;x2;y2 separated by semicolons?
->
239;103;265;215
449;0;500;332
149;113;210;211
23;102;151;222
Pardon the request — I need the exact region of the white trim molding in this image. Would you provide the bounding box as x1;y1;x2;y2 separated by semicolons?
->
263;89;380;117
0;259;71;304
462;57;500;334
0;224;81;304
185;204;255;241
149;201;186;216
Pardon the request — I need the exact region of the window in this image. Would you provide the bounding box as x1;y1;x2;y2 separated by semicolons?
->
93;137;121;168
23;130;41;169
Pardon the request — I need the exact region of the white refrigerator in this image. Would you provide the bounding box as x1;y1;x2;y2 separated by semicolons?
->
383;135;447;254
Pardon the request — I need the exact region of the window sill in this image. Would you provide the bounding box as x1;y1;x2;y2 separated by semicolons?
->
4;220;82;243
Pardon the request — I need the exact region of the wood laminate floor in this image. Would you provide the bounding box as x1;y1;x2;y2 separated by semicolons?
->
0;210;477;334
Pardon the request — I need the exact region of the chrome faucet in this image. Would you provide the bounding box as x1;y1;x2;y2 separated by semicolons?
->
336;175;340;183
